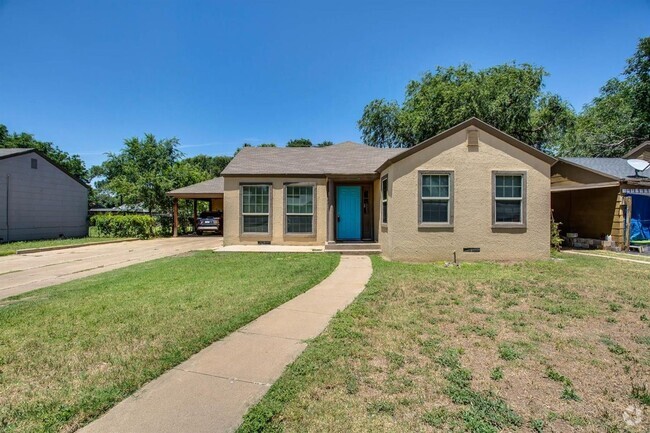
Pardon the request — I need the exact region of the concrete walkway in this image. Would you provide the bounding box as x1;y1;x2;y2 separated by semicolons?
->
79;255;373;433
563;250;650;265
0;237;220;300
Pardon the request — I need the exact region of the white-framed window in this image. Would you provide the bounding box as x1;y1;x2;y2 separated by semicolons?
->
493;173;526;226
285;184;314;234
241;184;271;233
381;175;388;225
419;172;453;225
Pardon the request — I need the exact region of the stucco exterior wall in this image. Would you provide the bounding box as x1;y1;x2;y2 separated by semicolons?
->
223;176;327;246
0;153;88;242
380;127;551;262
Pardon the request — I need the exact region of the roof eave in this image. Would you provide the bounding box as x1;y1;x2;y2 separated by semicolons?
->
375;117;557;173
0;148;90;189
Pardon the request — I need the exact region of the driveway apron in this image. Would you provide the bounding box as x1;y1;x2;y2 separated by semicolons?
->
0;237;220;300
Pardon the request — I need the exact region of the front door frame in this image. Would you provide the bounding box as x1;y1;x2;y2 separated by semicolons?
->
331;180;375;242
336;185;362;241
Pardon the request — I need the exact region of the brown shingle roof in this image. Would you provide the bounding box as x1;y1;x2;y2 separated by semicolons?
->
167;177;224;196
221;142;405;176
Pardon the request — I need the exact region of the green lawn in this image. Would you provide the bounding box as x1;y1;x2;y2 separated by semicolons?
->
0;236;124;256
0;251;339;433
239;253;650;433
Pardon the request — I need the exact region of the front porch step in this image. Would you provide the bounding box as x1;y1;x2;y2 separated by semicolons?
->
325;249;382;255
324;243;381;255
324;242;381;251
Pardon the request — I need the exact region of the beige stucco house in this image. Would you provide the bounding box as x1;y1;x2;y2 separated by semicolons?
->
220;118;555;262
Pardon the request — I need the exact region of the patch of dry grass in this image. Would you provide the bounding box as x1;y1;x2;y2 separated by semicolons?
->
239;253;650;432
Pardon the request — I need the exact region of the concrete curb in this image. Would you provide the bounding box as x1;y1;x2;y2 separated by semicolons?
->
15;238;140;255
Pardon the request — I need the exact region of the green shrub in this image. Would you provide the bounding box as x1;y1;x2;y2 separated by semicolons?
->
551;216;563;251
90;214;156;239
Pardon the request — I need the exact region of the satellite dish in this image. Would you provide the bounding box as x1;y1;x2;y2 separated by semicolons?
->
627;159;650;177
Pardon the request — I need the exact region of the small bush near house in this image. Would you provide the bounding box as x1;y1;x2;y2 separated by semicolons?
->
551;217;563;251
91;214;156;239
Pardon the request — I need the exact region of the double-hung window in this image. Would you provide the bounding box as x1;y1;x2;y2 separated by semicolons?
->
241;185;271;233
381;176;388;224
493;173;526;226
420;172;453;225
285;185;314;234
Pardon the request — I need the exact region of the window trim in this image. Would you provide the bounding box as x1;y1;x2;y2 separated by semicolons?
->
240;183;272;236
492;171;527;228
283;183;316;236
418;170;454;228
381;175;388;226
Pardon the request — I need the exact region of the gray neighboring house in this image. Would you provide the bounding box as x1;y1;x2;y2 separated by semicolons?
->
0;148;89;243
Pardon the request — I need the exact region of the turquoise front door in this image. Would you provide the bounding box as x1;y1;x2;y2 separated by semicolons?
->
336;186;362;240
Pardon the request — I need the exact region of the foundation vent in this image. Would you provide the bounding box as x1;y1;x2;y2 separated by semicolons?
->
463;247;480;253
467;130;479;147
258;241;271;245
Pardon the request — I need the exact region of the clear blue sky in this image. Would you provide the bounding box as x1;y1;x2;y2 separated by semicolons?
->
0;0;648;167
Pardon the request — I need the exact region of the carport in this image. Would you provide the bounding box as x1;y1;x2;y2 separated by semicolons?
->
166;177;224;237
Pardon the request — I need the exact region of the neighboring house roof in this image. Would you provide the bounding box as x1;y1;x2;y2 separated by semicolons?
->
89;204;150;213
221;142;405;176
0;147;89;188
0;148;35;158
623;141;650;159
562;157;650;179
167;176;225;197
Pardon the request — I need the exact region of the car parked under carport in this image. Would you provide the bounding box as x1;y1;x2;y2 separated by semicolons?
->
166;177;224;237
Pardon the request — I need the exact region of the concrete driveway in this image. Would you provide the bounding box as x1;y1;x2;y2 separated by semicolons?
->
0;236;221;300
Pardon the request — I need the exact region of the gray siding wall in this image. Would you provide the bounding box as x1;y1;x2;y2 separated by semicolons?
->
0;153;88;242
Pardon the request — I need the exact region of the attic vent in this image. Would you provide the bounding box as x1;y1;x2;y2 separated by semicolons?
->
31;158;38;169
467;130;479;147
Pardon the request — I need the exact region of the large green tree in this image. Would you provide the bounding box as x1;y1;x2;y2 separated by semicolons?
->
358;63;575;152
286;138;313;147
0;124;88;182
92;134;206;212
181;154;232;178
559;37;650;156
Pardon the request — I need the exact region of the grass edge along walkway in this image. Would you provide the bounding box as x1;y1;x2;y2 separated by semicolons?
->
79;255;372;433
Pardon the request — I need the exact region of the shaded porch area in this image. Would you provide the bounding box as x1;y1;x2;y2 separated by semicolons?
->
166;177;224;237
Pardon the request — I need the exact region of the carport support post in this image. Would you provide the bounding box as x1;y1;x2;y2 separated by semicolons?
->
172;198;179;237
193;199;198;232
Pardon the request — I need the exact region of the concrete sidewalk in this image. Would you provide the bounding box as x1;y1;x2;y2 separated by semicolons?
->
79;255;373;433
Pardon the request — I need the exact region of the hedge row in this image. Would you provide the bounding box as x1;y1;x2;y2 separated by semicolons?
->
90;214;156;239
